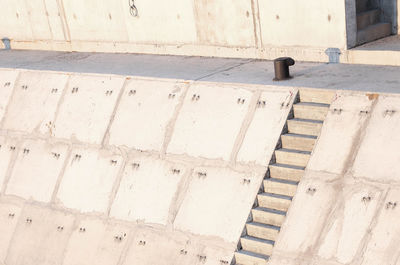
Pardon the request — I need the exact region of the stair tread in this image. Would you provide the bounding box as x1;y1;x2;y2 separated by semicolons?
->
295;102;330;107
359;22;391;31
270;163;305;170
276;148;311;155
253;207;287;216
289;118;324;124
357;8;380;15
247;221;280;231
242;235;275;245
282;133;317;139
236;249;270;260
260;192;292;200
265;177;299;185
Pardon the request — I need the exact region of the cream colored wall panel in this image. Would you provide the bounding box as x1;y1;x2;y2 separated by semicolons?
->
0;203;22;263
308;92;373;174
0;70;18;124
361;188;400;265
62;0;128;41
0;137;18;192
56;147;122;213
174;167;260;243
123;0;197;44
3;72;68;135
0;0;33;40
62;219;130;265
258;0;347;48
193;0;255;46
5;206;75;265
353;95;400;182
237;89;294;165
54;74;125;144
108;78;185;152
167;83;252;161
110;156;186;225
6;139;68;203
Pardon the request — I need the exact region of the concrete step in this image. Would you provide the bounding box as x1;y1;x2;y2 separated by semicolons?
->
293;102;329;120
240;235;274;256
281;133;317;152
252;207;286;227
246;222;280;241
357;9;381;30
263;178;298;197
235;249;269;265
356;0;370;13
357;23;392;46
257;192;292;212
299;89;335;104
275;148;311;167
287;118;323;136
269;163;304;182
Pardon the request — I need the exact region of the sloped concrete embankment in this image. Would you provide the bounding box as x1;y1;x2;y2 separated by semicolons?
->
0;68;295;265
270;91;400;265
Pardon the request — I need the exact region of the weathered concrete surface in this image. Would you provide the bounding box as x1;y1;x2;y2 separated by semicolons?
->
0;67;291;265
108;78;186;152
0;0;349;62
53;74;125;144
5;139;68;202
110;156;187;225
1;51;400;93
167;83;252;161
269;91;400;265
0;54;400;265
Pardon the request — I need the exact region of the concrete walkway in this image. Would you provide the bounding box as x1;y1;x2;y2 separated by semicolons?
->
1;50;400;93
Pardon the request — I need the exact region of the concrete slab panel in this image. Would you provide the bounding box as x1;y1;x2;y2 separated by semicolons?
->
307;92;373;175
193;0;255;46
62;219;130;265
237;89;294;165
121;229;196;265
317;184;383;264
56;147;122;213
196;244;235;265
0;203;22;263
6;139;68;202
361;188;400;265
168;84;252;160
2;72;68;135
258;0;346;48
110;156;186;225
108;79;185;152
24;0;53;40
43;0;67;41
174;167;260;243
0;70;18;123
0;0;33;40
123;0;197;44
0;137;18;192
5;206;75;265
54;75;125;144
274;173;337;254
353;95;400;182
62;0;128;42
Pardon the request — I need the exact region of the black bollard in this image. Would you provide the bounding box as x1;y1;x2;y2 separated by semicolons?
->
273;57;295;81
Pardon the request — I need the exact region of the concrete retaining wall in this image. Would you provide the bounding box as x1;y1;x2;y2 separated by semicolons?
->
0;68;295;265
0;0;348;61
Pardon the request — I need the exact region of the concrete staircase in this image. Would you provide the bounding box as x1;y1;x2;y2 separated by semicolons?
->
356;0;391;45
234;90;334;265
